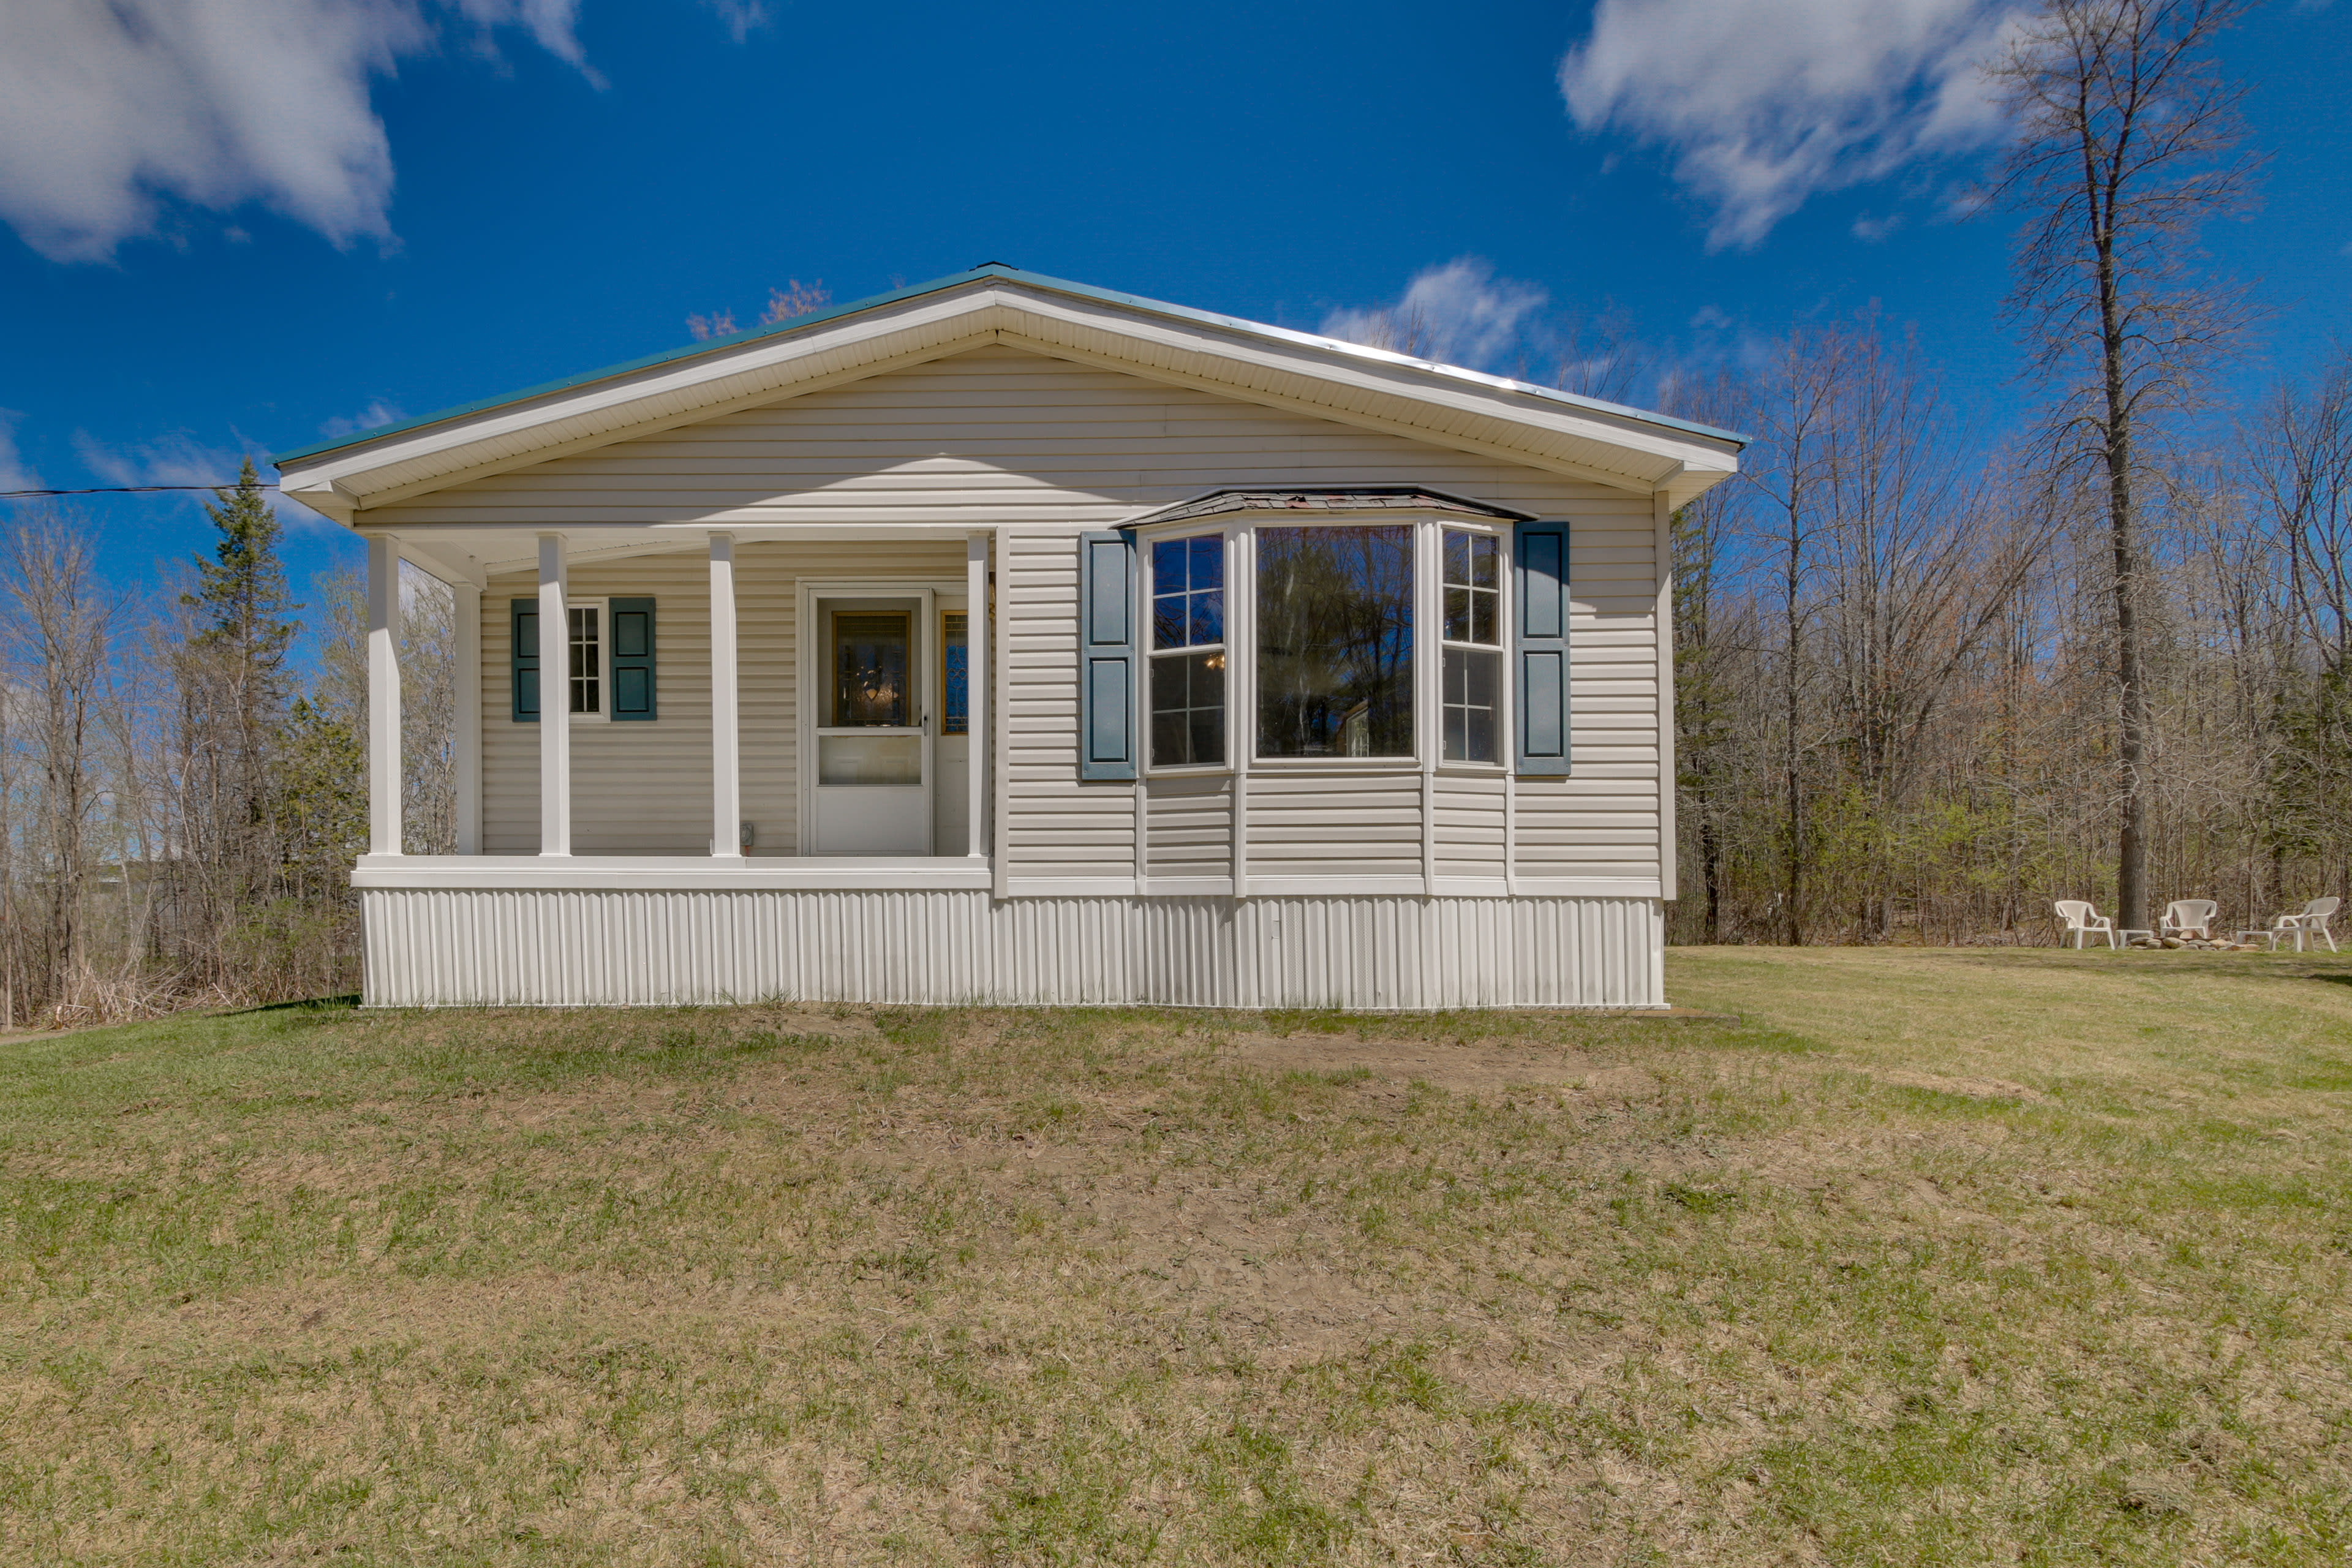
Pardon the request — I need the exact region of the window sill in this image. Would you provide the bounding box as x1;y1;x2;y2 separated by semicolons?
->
1245;756;1423;774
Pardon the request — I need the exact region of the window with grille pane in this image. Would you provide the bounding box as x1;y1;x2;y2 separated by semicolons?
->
1441;529;1501;763
568;605;601;715
1148;533;1225;766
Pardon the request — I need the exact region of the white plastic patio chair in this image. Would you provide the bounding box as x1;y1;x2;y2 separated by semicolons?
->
2266;897;2340;953
2160;899;2219;940
2055;900;2117;950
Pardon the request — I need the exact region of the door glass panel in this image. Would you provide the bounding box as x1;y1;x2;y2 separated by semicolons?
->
831;611;910;726
941;612;968;736
819;734;923;786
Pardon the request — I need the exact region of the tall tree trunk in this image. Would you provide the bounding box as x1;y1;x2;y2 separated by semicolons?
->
2094;105;2152;933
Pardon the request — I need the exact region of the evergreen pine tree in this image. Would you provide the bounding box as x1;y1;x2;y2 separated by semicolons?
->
190;457;299;678
177;457;301;907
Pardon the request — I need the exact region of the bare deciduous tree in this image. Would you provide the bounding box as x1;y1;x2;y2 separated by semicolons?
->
0;508;126;1024
1990;0;2262;931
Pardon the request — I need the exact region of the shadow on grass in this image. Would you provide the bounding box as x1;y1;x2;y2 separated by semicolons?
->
219;994;361;1017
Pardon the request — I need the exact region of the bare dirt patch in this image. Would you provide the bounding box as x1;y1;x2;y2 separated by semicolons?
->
1220;1030;1659;1097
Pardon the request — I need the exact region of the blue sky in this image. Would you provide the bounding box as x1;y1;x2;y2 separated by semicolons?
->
2;0;2346;627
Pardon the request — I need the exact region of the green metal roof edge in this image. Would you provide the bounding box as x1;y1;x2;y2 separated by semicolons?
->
271;263;1746;469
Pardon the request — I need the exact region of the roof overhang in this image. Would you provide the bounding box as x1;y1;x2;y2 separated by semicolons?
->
274;268;1744;522
1125;486;1534;529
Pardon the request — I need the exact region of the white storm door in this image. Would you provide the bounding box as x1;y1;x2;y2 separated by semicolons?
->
810;593;933;856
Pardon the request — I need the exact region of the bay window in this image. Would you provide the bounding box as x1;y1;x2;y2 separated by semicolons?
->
1120;513;1535;775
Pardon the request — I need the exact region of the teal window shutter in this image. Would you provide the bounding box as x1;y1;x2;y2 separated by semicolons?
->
610;597;657;720
1514;522;1571;774
511;598;540;722
1078;530;1137;780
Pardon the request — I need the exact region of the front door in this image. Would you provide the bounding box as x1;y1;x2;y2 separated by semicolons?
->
810;594;932;855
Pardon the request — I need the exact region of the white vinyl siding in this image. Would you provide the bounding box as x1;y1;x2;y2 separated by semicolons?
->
1144;774;1234;884
1002;530;1136;883
1246;772;1424;883
1434;774;1507;883
482;541;963;854
361;887;1666;1009
409;345;1664;888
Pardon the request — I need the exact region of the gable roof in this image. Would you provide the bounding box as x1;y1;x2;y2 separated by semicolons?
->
274;265;1744;518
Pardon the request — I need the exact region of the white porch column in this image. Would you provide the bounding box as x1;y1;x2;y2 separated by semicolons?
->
453;580;483;854
967;532;989;859
538;532;571;856
709;532;742;858
366;533;401;856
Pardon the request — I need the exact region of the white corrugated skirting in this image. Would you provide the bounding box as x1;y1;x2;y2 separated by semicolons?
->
360;891;1665;1009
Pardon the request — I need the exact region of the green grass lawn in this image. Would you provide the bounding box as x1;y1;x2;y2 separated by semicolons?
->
2;947;2348;1565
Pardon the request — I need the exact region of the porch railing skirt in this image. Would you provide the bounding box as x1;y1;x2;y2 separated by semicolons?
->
361;889;1663;1010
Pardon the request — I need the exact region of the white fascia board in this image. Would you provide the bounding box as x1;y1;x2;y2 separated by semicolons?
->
276;283;1006;503
995;290;1740;494
282;279;1740;517
280;480;358;525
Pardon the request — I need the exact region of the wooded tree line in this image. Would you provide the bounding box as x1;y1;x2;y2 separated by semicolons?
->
1665;331;2352;946
0;464;454;1026
0;2;2318;1016
1658;0;2334;946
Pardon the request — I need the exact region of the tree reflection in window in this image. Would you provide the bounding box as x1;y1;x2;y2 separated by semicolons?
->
832;612;910;726
1256;526;1415;757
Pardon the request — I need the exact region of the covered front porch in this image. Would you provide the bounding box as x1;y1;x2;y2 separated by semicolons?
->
358;524;998;892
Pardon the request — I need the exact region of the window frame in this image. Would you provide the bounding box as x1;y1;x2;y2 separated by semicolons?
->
1127;513;1515;778
1140;527;1234;775
1434;524;1510;774
565;595;611;724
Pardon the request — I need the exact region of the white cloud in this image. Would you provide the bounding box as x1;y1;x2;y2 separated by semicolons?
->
318;399;407;439
1320;258;1550;372
1559;0;2022;249
70;428;336;529
72;429;247;490
0;1;589;263
0;410;39;492
705;0;769;43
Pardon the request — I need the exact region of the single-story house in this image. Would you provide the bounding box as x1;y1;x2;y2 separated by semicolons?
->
273;266;1743;1009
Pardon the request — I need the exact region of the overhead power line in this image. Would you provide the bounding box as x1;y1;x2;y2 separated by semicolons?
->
1;483;281;498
